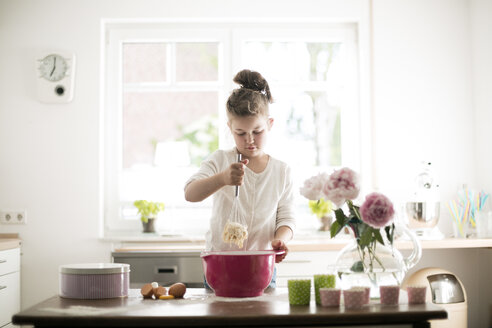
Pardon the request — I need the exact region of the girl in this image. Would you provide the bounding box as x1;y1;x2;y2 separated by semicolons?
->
184;69;295;265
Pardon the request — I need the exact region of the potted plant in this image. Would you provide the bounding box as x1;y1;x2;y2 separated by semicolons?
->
133;200;165;233
308;198;333;231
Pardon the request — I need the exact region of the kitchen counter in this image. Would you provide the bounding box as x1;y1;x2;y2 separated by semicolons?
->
289;236;492;251
0;233;21;251
112;235;492;253
13;288;446;327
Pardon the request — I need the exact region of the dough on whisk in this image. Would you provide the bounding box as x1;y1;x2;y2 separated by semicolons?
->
222;221;248;248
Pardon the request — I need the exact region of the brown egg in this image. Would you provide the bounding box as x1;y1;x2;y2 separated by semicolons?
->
140;283;154;298
153;286;167;299
168;282;186;298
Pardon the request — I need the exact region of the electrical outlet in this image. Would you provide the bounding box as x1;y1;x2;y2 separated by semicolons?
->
0;210;27;224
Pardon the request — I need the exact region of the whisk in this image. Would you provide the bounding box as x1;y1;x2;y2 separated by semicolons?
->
222;153;249;248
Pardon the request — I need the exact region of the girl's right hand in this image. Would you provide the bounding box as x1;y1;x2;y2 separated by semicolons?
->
223;159;249;186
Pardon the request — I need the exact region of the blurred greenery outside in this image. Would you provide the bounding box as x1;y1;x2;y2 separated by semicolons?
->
176;115;219;166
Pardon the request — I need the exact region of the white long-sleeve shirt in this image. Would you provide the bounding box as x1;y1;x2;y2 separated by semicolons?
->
185;148;296;251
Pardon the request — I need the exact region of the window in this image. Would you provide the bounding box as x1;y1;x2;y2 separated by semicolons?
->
103;22;360;235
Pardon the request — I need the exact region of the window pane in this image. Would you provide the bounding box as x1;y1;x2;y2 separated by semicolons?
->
123;43;167;83
242;42;341;82
122;91;218;168
306;43;342;82
175;43;219;82
269;90;341;167
242;41;343;167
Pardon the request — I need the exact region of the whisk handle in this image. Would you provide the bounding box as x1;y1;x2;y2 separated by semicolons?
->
235;153;242;197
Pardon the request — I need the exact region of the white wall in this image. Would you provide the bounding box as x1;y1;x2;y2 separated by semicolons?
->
0;0;491;326
0;0;111;312
471;0;492;191
372;0;475;234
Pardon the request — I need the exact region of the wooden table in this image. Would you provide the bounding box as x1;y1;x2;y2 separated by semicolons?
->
12;288;447;328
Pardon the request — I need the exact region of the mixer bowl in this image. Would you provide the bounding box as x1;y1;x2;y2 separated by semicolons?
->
405;201;440;229
201;250;284;297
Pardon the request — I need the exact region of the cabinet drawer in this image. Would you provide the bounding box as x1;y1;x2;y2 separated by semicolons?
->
0;272;20;327
276;251;337;277
0;248;20;276
113;252;204;288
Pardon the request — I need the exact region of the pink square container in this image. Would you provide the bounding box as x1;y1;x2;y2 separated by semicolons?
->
59;263;130;299
319;288;341;307
380;285;400;305
407;285;427;304
351;286;370;304
343;288;366;309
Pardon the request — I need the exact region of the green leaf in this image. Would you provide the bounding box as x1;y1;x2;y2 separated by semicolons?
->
330;220;341;238
374;229;384;245
350;261;364;272
359;228;372;248
383;223;396;244
356;222;368;240
349;204;360;218
334;208;348;226
133;200;165;222
384;225;392;243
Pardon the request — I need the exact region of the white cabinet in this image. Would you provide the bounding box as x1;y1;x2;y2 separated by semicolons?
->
0;248;20;328
276;250;338;287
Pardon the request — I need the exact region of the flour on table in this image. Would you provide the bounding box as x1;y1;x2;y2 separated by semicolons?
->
40;305;138;316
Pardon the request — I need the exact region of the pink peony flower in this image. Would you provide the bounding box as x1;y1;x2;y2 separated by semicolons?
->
300;173;328;201
322;167;360;207
359;192;395;228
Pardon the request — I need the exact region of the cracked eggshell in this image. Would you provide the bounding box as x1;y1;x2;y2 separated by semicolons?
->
140;283;154;298
153;286;167;299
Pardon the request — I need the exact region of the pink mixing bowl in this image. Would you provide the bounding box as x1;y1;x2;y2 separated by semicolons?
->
201;250;284;297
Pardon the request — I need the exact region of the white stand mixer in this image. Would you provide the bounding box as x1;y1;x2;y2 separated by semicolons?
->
404;162;444;240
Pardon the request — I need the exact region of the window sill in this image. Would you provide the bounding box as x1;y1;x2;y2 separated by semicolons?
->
105;229;492;253
102;230;206;243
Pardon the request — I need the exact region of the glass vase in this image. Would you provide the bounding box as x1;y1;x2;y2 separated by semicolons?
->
334;225;421;299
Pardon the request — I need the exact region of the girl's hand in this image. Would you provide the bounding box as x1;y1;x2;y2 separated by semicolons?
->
223;159;249;186
271;239;288;263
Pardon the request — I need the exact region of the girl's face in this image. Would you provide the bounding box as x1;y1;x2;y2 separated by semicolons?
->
228;114;273;158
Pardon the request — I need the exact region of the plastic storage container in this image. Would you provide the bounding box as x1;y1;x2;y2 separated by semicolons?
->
201;250;284;297
59;263;130;299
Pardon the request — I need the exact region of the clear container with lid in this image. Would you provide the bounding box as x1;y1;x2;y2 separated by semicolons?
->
59;263;130;299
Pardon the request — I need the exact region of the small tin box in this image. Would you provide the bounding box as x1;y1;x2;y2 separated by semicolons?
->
59;263;130;299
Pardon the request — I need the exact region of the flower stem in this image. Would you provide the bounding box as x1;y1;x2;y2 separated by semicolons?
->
357;244;366;269
347;200;362;221
364;241;401;285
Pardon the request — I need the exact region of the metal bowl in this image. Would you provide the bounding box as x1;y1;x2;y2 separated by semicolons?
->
405;202;440;229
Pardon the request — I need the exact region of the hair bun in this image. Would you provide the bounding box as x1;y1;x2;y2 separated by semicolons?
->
233;69;272;103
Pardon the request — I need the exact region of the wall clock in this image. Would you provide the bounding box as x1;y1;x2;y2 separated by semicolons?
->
36;52;76;103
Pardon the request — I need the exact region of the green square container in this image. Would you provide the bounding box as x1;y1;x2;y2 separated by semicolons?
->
288;279;311;305
314;274;336;305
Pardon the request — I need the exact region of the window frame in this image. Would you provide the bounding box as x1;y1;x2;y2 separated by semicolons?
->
104;26;230;231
